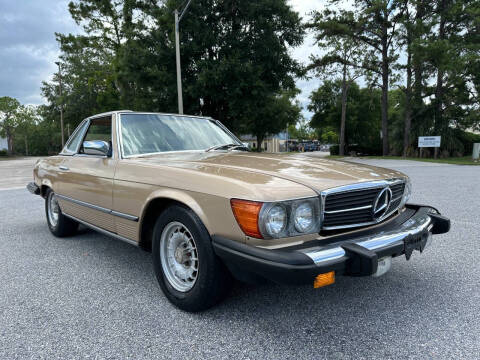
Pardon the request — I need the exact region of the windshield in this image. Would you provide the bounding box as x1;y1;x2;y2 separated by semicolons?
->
119;113;240;157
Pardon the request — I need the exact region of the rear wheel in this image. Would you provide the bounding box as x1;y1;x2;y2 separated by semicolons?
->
45;189;78;237
152;205;231;312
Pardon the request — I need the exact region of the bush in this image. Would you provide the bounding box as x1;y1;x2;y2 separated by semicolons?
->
330;144;339;155
456;130;480;156
329;143;382;156
0;149;7;156
346;144;383;156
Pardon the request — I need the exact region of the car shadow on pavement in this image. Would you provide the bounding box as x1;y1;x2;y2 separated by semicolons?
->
75;226;449;322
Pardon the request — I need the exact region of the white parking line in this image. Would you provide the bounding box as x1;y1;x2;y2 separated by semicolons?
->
0;186;26;191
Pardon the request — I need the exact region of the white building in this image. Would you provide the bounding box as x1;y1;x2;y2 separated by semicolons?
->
0;137;7;151
240;132;289;153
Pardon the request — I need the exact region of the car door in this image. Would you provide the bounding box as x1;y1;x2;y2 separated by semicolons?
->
57;116;117;233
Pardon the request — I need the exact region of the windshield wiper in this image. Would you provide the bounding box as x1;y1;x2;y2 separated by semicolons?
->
205;143;247;152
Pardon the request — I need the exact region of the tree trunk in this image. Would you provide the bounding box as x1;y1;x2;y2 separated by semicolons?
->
412;0;425;136
434;0;446;135
117;0;135;109
25;136;29;156
403;32;413;157
256;134;265;152
340;64;348;156
7;132;13;156
381;28;389;156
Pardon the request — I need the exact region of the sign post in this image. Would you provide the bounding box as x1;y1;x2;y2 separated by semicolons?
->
418;136;441;159
473;143;480;161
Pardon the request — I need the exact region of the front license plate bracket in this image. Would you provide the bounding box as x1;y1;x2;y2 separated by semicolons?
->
404;231;430;260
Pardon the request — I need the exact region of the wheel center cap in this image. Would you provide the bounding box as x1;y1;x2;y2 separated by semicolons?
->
174;247;184;263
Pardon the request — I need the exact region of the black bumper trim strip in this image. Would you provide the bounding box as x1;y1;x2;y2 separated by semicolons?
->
26;182;40;195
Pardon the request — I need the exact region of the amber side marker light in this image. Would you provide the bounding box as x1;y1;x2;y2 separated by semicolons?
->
314;271;335;289
230;199;263;239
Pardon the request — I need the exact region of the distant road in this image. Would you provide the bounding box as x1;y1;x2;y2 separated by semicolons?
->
302;150;330;157
0;157;41;190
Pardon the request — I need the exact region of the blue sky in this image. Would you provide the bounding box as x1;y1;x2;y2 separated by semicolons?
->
0;0;323;118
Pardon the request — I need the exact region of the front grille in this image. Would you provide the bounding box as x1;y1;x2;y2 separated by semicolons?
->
322;180;405;230
388;182;405;213
390;183;405;200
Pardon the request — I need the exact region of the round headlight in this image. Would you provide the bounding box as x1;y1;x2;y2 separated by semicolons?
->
265;205;287;236
400;178;412;208
294;202;314;233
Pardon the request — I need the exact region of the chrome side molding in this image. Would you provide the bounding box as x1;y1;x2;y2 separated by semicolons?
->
56;193;139;222
63;213;138;247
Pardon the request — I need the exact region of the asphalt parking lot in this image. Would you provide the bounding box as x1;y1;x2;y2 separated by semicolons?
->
1;157;479;359
0;157;40;190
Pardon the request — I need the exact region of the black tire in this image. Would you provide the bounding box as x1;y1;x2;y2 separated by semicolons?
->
152;205;231;312
45;189;78;237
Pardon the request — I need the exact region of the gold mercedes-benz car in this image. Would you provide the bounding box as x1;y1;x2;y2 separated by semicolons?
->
27;110;450;311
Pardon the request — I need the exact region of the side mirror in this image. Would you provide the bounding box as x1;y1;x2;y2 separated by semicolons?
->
82;140;111;157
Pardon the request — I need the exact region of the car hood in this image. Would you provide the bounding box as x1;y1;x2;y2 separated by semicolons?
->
130;152;405;192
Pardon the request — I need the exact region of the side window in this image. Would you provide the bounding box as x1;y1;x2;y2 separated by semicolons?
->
79;116;112;156
64;120;89;154
83;117;112;143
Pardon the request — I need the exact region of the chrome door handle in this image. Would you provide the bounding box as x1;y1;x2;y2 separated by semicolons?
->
59;166;69;171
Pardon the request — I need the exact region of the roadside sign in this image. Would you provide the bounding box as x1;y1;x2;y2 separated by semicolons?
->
473;143;480;160
418;136;441;148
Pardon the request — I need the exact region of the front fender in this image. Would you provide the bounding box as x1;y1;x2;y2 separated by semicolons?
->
140;188;213;235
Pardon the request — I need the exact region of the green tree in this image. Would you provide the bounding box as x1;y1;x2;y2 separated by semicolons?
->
248;90;302;150
315;0;405;155
307;9;365;155
394;0;479;156
43;0;305;148
154;0;305;144
309;80;383;154
397;1;434;156
0;97;21;155
428;0;480;145
41;39;121;132
13;106;38;156
288;117;314;141
66;0;152;108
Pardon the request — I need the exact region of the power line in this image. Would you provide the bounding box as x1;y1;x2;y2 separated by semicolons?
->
178;0;193;22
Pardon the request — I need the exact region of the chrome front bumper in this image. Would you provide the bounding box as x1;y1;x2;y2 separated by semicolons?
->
302;209;433;266
213;205;450;285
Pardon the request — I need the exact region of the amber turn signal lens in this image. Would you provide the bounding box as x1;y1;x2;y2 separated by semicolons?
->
313;271;335;289
230;199;263;239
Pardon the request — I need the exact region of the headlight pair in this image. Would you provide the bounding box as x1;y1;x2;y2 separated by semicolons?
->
231;198;321;239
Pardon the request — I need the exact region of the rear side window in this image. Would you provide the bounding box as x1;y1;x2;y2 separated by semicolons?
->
63;120;89;154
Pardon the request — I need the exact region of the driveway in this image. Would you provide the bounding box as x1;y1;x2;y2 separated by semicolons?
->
0;158;479;359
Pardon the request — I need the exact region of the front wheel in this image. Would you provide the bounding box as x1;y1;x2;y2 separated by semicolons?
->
45;189;78;237
152;205;231;312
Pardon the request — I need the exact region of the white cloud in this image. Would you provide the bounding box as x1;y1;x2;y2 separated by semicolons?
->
288;0;326;120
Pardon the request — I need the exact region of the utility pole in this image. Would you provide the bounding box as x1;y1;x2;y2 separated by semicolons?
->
55;62;65;147
174;10;183;114
174;0;193;115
